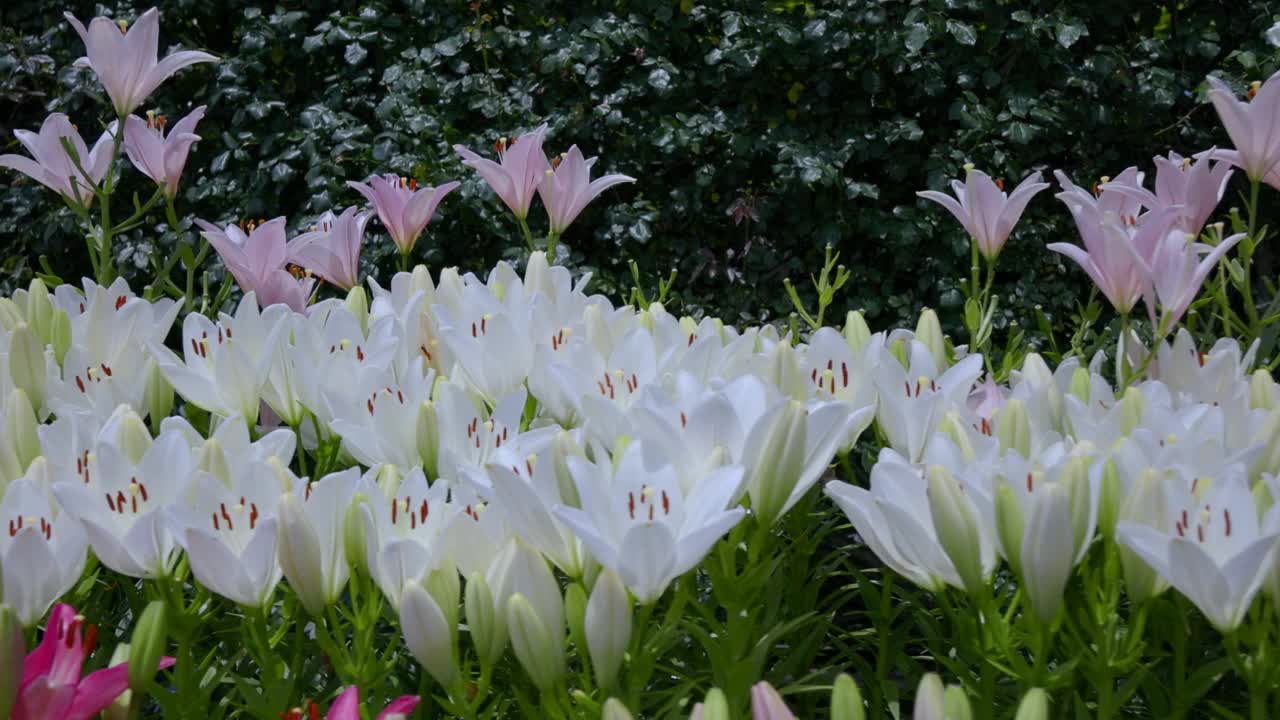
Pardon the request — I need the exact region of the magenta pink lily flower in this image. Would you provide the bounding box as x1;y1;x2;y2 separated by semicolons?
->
195;217;316;311
286;207;370;290
537;145;636;235
280;686;420;720
347;174;459;255
917;166;1049;259
1102;152;1232;238
64;8;216;117
1207;70;1280;182
1049;171;1178;314
0;113;114;207
123;106;206;199
454;124;550;219
13;603;175;720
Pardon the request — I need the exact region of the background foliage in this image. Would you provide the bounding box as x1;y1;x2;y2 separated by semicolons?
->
2;0;1278;335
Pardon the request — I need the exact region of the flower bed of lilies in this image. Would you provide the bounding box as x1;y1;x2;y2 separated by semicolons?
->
3;7;1280;720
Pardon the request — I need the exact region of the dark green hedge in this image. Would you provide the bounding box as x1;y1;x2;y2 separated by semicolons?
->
2;1;1277;333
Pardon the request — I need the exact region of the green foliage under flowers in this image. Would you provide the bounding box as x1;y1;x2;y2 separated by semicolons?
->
3;0;1279;335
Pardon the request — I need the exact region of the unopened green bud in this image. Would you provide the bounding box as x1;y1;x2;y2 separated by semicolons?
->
939;411;977;462
1014;688;1050;720
464;572;506;668
0;605;23;719
343;493;371;575
345;286;369;335
25;279;53;344
1097;459;1122;540
375;464;403;496
928;465;986;595
8;324;46;414
1250;410;1280;480
914;674;946;719
888;337;910;369
103;642;132;720
0;299;23;332
764;341;808;401
915;308;948;371
416;401;439;478
748;400;808;527
585;570;631;693
601;698;634;720
565;582;588;661
197;438;230;485
1118;387;1145;436
507;593;565;690
700;689;731;720
49;309;71;366
1119;470;1170;604
995;483;1025;575
552;431;584;508
400;583;458;688
128;600;168;693
996;398;1031;457
115;407;153;465
843;311;872;353
831;673;865;720
944;684;974;720
1251;369;1278;411
1069;367;1092;404
427;560;461;628
5;388;41;471
1060;454;1093;553
142;362;173;436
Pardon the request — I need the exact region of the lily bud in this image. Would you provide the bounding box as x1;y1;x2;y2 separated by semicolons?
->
1096;459;1122;540
25;279;53;346
565;582;588;659
0;604;23;720
128;600;169;693
427;560;461;628
401;583;459;689
114;406;153;465
344;286;369;335
196;438;230;485
927;465;986;595
1249;410;1280;480
343;493;370;575
843;310;872;353
373;464;403;496
915;308;948;371
464;572;506;669
1021;484;1074;624
1118;469;1170;603
1014;688;1050;720
1068;367;1091;404
143;361;173;435
507;593;566;690
5;388;41;471
996;398;1031;457
748;400;808;527
552;431;585;508
943;685;974;720
0;299;22;332
699;689;731;720
913;674;946;720
266;456;297;493
8;324;46;414
602;698;634;720
939;411;977;463
1251;369;1277;411
831;673;865;720
1060;454;1094;553
888;337;910;369
995;484;1025;575
585;569;631;692
762;341;808;401
1118;387;1145;436
49;309;71;366
678;315;698;341
103;643;132;720
410;264;436;300
416;401;439;478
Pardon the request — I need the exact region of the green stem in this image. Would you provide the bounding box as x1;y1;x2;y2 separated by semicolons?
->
398;249;411;273
96;119;128;285
1242;177;1262;334
872;573;895;716
518;216;535;251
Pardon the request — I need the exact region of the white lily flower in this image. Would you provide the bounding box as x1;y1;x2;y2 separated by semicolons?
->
52;429;194;578
276;468;359;616
149;292;290;423
0;464;88;625
160;413;296;489
326;357;437;472
440;482;512;579
874;342;984;463
1118;474;1280;631
553;442;745;603
360;467;456;607
167;463;296;608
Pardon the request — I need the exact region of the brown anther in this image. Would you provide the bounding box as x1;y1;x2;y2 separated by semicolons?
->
995;178;1004;191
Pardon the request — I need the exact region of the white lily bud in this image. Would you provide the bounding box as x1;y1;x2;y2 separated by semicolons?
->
943;684;974;720
586;569;631;691
995;483;1025;575
913;674;946;720
464;572;506;669
114;406;153;466
344;286;369;335
996;398;1031;457
343;492;371;576
8;324;46;414
1096;459;1122;540
1251;369;1277;411
507;593;565;690
830;673;865;720
101;641;131;720
401;583;459;689
196;438;230;485
416;400;439;478
410;264;436;301
915;308;948;371
1059;454;1094;554
602;698;634;720
426;560;461;629
1021;483;1074;624
762;341;809;401
927;465;987;595
552;431;585;508
276;473;354;616
5;389;40;472
1068;367;1091;404
1118;387;1145;436
843;310;872;353
1014;688;1050;720
747;400;808;527
1118;469;1170;604
143;360;173;435
1249;410;1280;480
939;411;977;463
697;689;731;720
0;299;22;332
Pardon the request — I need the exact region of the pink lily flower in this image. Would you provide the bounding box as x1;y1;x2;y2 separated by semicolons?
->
454;124;550;219
1126;227;1246;331
1048;171;1177;314
123;106;206;199
537;145;635;235
0;113;114;207
1102;152;1232;237
195;217;316;312
917;166;1049;259
968;376;1007;425
1206;70;1280;182
281;686;421;720
64;8;216;117
347;174;459;255
286;207;371;290
14;603;174;720
750;682;798;720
